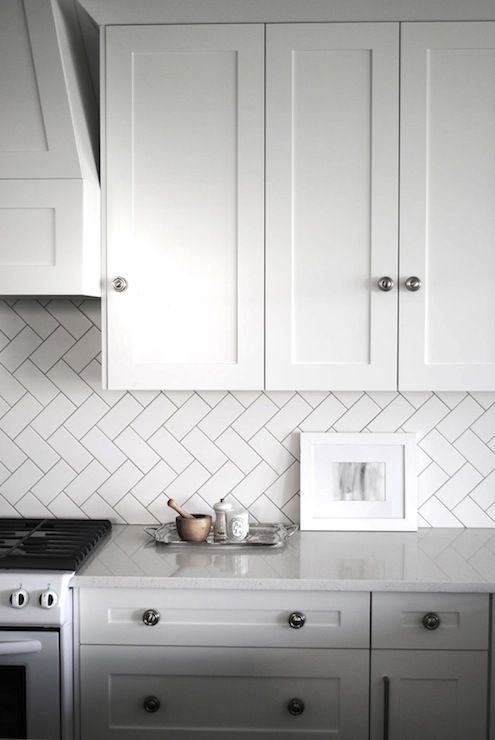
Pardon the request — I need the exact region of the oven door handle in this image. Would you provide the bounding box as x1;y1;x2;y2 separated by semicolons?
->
0;640;42;656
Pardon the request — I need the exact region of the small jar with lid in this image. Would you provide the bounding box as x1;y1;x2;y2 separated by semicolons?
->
213;498;232;542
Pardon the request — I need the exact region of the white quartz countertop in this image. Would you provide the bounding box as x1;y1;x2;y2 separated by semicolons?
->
70;525;495;592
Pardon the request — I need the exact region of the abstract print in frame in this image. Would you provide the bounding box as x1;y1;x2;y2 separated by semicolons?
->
300;433;417;531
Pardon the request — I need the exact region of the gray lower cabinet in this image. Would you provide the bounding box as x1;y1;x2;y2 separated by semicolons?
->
370;592;490;740
80;645;369;739
77;588;370;739
370;650;487;740
76;588;491;739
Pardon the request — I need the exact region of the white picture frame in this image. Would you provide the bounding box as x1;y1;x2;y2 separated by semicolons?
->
300;432;417;531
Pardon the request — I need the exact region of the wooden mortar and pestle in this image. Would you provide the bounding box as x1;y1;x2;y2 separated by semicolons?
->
167;499;212;542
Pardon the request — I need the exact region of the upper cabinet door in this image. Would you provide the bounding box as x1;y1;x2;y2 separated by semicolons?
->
400;23;495;390
265;23;399;391
105;24;264;390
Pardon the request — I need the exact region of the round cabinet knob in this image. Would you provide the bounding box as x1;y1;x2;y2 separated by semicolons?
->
288;611;306;629
422;612;441;630
112;276;128;292
10;589;29;608
287;698;305;716
405;276;422;292
142;609;160;626
377;276;394;292
143;696;160;713
39;589;58;609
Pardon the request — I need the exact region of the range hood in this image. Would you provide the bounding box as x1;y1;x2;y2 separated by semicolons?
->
0;0;100;296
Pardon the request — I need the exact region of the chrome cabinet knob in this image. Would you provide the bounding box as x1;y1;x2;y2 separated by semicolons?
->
288;698;305;716
288;611;306;629
112;276;128;292
422;612;441;630
377;276;394;292
405;276;422;292
142;609;160;626
143;696;160;713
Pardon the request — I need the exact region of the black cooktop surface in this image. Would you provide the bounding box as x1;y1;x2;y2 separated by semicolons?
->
0;518;112;570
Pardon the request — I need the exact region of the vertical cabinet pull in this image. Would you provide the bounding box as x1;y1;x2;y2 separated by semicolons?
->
383;676;390;740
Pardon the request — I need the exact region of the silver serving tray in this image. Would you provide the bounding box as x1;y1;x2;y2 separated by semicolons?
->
145;523;297;549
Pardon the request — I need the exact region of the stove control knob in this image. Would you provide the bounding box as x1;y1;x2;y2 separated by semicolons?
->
10;589;29;608
39;589;58;609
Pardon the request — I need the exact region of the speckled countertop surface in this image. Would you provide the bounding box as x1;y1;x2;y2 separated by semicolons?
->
69;525;495;592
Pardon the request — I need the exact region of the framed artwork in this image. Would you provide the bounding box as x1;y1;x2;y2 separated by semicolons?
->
300;432;417;531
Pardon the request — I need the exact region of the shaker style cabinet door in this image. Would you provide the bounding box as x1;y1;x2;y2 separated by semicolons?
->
400;22;495;390
265;23;399;390
104;24;264;389
370;650;488;740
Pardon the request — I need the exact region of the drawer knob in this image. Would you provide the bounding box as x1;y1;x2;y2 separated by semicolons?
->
288;698;305;716
422;612;441;630
142;609;160;626
143;696;160;713
288;611;306;629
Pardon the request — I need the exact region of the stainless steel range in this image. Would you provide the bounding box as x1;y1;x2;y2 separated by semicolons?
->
0;518;111;740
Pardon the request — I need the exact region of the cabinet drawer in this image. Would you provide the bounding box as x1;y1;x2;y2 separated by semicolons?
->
372;593;489;650
80;645;369;739
78;588;369;648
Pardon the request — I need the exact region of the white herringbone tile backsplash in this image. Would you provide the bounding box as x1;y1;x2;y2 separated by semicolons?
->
1;299;495;526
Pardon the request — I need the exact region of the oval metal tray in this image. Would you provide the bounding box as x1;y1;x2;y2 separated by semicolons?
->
145;522;297;549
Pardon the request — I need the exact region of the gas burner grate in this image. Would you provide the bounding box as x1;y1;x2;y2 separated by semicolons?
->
0;519;112;571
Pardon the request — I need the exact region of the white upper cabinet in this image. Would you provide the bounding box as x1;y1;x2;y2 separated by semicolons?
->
399;22;495;390
101;13;495;391
265;23;399;390
104;24;264;389
0;0;100;296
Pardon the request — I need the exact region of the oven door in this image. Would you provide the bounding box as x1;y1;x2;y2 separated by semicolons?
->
0;629;60;740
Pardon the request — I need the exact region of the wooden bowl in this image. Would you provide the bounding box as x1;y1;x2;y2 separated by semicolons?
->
175;515;212;542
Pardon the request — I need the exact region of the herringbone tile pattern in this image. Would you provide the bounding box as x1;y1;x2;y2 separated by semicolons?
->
1;299;495;526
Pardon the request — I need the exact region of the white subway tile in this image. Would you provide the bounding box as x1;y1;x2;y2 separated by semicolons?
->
182;428;227;473
30;327;75;372
436;397;485;442
0;327;42;371
0;394;42;437
419;430;465;476
198;394;244;440
114;427;160;473
165;395;210;440
16;427;59;472
0;460;43;504
454;429;495;476
215;428;261;473
46;300;92;339
196;461;244;506
98;395;143;440
148;428;193;473
249;428;295;474
265;395;312;440
436;464;483;509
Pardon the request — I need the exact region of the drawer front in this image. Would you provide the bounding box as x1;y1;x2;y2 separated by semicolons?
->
372;592;489;650
78;588;369;648
80;645;369;739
